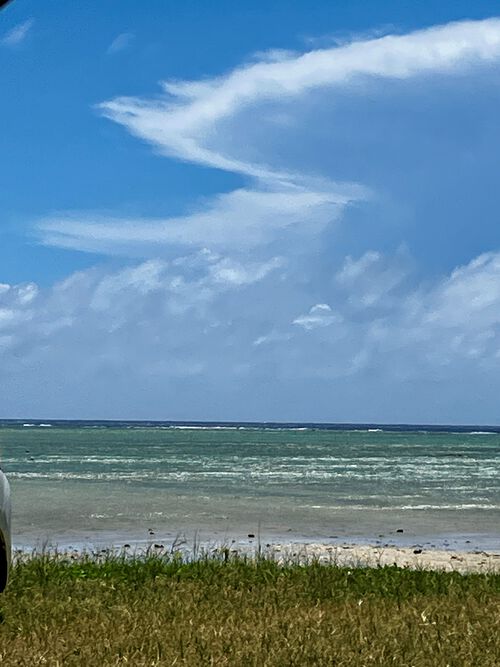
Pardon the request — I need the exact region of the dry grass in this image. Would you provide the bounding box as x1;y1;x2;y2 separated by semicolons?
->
0;552;499;665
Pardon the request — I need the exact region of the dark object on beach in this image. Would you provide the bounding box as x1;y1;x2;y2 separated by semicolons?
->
148;529;155;536
413;549;423;554
396;529;404;533
153;544;164;549
123;544;131;549
247;533;255;539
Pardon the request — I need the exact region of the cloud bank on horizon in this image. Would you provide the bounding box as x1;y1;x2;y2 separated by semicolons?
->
3;16;500;422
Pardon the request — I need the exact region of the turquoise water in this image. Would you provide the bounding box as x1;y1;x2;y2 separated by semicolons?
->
0;423;499;550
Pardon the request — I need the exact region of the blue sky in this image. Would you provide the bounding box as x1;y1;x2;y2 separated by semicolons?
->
2;0;500;422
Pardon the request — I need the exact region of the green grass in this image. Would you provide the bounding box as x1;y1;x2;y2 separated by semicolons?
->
0;551;499;665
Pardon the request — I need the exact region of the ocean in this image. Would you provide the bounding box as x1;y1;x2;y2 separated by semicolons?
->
0;420;499;551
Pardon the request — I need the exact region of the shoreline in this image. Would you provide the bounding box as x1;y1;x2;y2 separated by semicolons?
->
12;537;500;573
12;525;500;551
271;542;500;573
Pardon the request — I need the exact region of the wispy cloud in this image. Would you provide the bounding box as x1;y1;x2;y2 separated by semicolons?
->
98;18;500;176
37;17;500;257
1;18;34;47
301;24;398;48
38;185;356;256
293;304;341;330
106;32;134;55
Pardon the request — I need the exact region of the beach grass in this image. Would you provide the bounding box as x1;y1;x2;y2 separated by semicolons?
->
0;551;499;665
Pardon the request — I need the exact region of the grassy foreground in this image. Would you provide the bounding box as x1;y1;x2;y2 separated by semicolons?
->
0;552;499;666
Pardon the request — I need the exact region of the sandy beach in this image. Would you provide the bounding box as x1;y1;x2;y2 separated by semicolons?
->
16;538;500;574
262;542;500;573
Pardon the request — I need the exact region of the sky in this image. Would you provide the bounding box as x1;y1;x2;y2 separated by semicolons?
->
2;0;500;423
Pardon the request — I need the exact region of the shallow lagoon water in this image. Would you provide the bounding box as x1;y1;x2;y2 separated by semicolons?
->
1;421;499;551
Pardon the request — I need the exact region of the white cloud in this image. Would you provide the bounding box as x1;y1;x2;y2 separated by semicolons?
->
339;252;500;374
38;186;354;255
16;282;38;305
302;25;398;49
107;32;134;55
98;18;500;176
36;18;500;257
0;282;38;340
4;249;500;375
423;253;500;329
336;251;409;308
89;260;167;311
3;249;500;419
1;19;34;47
293;303;341;330
253;331;293;346
209;256;284;286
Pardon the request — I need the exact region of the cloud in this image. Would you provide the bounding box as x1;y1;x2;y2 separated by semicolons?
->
293;304;341;330
1;18;33;47
97;18;500;176
423;253;500;329
107;32;134;55
3;249;500;419
0;252;289;411
253;331;293;347
336;251;410;309
38;185;356;256
36;17;500;259
301;24;398;49
336;252;500;376
208;256;284;286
